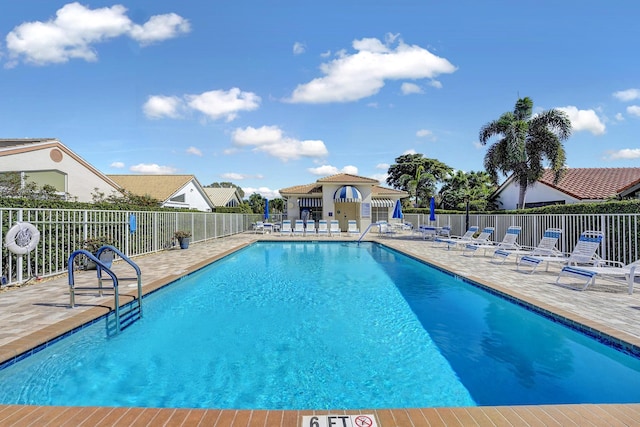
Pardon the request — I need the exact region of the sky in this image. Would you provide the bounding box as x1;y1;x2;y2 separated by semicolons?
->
1;1;639;200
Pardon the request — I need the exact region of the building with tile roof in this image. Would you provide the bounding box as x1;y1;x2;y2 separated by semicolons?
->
0;138;122;202
493;168;640;209
279;173;408;232
108;174;214;211
203;187;243;208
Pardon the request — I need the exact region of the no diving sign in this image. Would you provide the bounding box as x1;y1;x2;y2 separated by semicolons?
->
301;414;378;427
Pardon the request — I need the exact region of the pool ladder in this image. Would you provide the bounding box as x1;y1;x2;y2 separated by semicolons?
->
68;245;142;334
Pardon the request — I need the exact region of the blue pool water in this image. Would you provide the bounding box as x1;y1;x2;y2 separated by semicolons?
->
1;241;640;409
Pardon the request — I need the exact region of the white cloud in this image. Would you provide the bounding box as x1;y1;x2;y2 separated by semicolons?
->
143;88;260;121
243;187;280;200
219;172;264;180
401;82;423;95
613;88;640;102
402;148;417;155
129;163;177;174
307;165;359;176
186;88;261;122
604;148;640;160
473;141;484;149
293;42;306;55
186;146;202;156
615;113;625;121
376;163;389;170
416;129;436;141
4;3;189;67
370;172;388;183
428;80;443;89
110;161;125;168
232;125;328;161
143;95;182;119
557;106;606;135
627;105;640;117
286;34;457;103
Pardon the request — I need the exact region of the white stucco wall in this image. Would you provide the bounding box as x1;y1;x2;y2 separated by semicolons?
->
497;181;578;209
163;181;212;212
0;147;119;202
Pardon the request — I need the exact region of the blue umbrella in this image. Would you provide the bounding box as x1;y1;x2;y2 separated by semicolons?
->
264;198;269;220
392;199;404;219
429;197;436;222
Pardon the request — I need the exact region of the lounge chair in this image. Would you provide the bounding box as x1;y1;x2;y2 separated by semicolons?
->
377;222;397;237
347;220;360;236
413;225;438;240
492;228;563;264
293;220;305;236
280;220;292;236
435;226;479;248
517;230;604;274
329;220;341;237
438;226;451;238
439;226;494;250
306;220;316;236
556;259;640;294
463;226;522;257
253;221;265;234
317;220;329;236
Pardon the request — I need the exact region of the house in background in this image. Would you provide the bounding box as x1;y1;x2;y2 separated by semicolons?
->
279;173;408;232
0;138;121;202
203;187;243;208
108;175;214;211
493;168;640;209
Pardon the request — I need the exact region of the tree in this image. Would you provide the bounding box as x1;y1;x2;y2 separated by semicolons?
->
479;97;572;209
386;154;452;207
439;170;496;211
248;193;266;214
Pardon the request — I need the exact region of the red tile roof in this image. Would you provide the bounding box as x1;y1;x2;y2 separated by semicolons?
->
539;168;640;200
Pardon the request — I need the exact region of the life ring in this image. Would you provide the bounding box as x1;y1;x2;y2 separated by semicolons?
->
5;222;40;255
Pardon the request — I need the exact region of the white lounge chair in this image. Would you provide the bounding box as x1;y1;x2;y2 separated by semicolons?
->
329;220;341;237
280;220;292;236
413;225;437;240
293;220;305;236
463;226;522;257
306;220;316;236
440;226;494;250
377;222;397;237
253;221;265;234
317;220;329;237
517;230;604;274
556;259;640;294
492;228;563;264
347;220;360;236
435;226;479;248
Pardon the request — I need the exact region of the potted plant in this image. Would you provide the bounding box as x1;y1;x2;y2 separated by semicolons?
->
174;230;191;249
82;235;116;269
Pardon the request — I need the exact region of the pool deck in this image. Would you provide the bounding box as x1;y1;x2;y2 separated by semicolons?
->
1;231;640;426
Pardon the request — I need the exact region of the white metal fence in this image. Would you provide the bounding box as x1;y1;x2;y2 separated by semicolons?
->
404;212;640;266
1;208;262;286
3;208;639;286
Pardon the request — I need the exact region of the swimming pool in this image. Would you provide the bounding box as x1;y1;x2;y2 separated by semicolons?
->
1;241;640;409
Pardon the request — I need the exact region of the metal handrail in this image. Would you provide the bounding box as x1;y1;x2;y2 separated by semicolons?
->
68;249;122;331
96;245;142;320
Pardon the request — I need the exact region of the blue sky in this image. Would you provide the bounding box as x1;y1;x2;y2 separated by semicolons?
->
1;1;639;199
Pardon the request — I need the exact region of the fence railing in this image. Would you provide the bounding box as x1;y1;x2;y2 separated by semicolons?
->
3;208;639;286
1;208;263;286
403;212;640;266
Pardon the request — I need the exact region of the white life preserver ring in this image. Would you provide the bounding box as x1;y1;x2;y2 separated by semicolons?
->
5;222;40;255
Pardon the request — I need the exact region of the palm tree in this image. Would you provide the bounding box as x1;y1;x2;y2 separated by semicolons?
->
479;97;572;209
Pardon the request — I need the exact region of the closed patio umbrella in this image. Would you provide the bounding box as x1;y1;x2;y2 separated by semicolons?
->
429;197;436;222
392;199;404;219
264;198;269;220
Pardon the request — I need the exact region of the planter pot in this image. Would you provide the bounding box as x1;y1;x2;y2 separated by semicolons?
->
179;237;190;249
83;250;114;270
